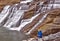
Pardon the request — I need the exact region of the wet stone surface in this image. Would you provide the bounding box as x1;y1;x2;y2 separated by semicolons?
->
0;27;28;41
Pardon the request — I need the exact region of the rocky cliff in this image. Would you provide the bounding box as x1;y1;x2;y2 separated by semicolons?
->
0;0;20;11
0;0;60;41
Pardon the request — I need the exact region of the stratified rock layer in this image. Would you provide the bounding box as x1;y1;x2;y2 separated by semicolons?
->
0;0;20;11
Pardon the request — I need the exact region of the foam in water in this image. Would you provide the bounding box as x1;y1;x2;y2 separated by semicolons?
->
6;13;40;31
20;0;33;4
0;5;10;26
4;10;24;28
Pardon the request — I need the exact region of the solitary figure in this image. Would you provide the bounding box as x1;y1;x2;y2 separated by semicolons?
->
37;30;43;38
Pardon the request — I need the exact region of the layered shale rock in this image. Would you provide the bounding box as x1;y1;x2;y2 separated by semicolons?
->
29;9;60;38
0;0;60;41
0;0;20;11
38;9;60;36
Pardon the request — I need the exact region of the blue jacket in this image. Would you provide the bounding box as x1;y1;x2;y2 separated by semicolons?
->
37;31;43;38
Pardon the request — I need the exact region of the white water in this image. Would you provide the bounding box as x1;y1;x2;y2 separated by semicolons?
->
4;10;24;28
26;13;48;35
20;0;33;4
0;5;10;26
7;13;40;31
0;0;60;35
3;0;33;30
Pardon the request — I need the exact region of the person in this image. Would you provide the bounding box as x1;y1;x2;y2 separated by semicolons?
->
37;30;43;38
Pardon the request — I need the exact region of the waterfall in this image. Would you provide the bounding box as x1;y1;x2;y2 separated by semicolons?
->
0;0;59;34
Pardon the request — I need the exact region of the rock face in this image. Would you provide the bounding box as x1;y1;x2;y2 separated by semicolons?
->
0;0;60;41
39;9;60;36
30;9;60;37
25;32;60;41
0;0;20;11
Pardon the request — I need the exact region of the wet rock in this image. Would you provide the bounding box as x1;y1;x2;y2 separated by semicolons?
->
0;27;29;41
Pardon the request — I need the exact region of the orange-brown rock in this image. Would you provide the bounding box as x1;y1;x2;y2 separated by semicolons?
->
38;9;60;36
29;9;60;37
0;0;20;11
23;1;40;19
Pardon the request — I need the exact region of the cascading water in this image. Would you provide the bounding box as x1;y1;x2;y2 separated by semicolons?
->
0;0;60;41
0;0;60;35
0;5;10;26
